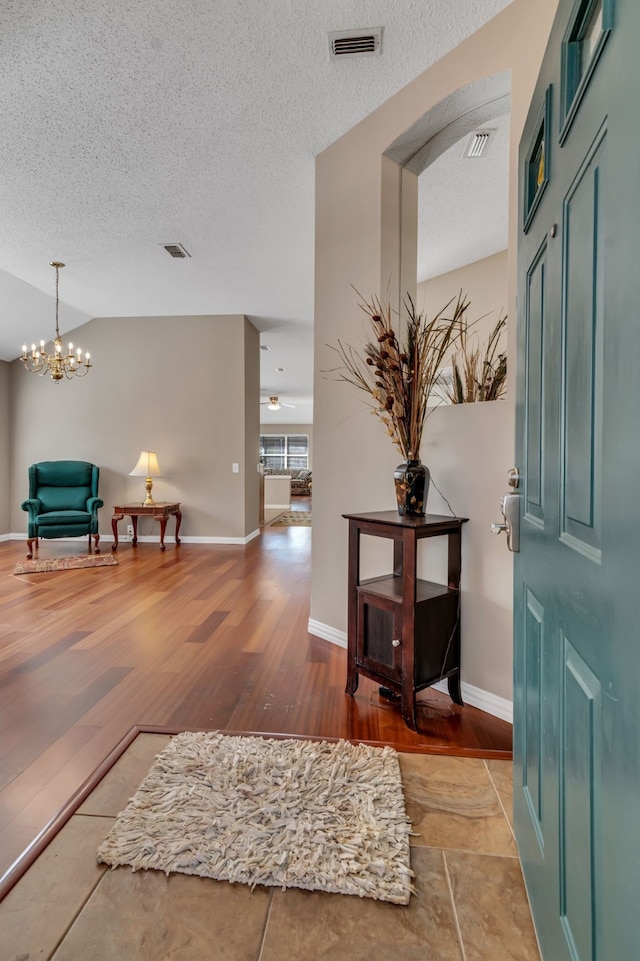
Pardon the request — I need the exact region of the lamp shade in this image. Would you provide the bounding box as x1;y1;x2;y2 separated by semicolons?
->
129;451;162;477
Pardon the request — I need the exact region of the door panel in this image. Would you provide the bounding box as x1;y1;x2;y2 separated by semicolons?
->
523;587;544;847
561;638;601;961
515;0;640;958
561;129;605;558
524;243;547;526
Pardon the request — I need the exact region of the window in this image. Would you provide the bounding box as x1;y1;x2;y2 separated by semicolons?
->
260;434;309;470
560;0;612;144
523;85;551;233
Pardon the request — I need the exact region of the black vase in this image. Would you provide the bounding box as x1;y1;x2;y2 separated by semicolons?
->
394;460;429;517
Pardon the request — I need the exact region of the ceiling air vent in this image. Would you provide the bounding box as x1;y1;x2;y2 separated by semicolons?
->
328;28;382;60
463;130;496;158
161;243;191;258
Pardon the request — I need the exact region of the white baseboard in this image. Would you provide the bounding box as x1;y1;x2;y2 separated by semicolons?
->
264;503;291;510
9;531;262;547
126;532;261;546
307;618;512;724
431;679;513;724
308;618;347;648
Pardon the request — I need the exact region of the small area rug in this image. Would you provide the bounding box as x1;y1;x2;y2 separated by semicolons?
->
97;732;414;904
14;554;118;575
270;510;312;527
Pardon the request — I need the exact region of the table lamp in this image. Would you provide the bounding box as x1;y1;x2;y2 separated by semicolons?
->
130;450;163;506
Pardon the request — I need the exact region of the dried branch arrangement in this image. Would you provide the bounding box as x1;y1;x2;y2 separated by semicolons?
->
445;313;507;404
326;291;470;460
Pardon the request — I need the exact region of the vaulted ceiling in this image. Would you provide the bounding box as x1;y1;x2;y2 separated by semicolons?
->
0;0;512;422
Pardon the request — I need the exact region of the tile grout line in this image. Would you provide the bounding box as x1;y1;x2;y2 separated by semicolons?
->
46;857;109;960
442;850;468;961
255;888;275;961
483;759;517;844
483;766;543;960
410;841;519;860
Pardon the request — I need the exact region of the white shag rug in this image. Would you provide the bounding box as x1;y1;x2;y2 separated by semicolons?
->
97;732;414;904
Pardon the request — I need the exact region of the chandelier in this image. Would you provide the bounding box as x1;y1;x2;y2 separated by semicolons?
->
21;262;92;382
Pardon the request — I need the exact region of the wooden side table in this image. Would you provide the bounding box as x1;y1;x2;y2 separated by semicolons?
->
343;510;468;731
112;502;182;551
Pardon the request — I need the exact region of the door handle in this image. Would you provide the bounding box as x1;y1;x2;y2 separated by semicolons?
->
491;469;521;552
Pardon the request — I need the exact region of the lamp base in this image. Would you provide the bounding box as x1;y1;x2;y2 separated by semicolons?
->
143;477;156;506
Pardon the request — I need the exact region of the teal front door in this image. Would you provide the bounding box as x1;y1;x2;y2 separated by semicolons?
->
515;1;640;958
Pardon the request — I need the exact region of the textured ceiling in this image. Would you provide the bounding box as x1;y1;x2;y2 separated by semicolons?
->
0;0;513;422
418;110;511;283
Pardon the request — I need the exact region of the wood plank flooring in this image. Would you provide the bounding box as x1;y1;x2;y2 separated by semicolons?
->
0;498;511;886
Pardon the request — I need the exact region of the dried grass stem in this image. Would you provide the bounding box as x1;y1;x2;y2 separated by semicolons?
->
326;290;470;460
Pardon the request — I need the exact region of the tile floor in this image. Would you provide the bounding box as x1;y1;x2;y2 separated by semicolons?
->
0;734;540;961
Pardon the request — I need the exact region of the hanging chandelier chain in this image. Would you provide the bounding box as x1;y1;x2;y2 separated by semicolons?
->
54;263;60;338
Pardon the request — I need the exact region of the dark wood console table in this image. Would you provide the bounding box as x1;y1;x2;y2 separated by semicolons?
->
112;502;182;551
343;511;468;731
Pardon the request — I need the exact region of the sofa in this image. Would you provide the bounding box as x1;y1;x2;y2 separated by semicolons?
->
263;468;312;495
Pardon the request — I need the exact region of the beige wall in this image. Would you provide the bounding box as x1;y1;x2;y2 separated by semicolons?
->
259;423;314;469
420;401;516;700
10;314;260;542
243;317;260;531
0;361;10;535
311;0;559;706
417;249;508;346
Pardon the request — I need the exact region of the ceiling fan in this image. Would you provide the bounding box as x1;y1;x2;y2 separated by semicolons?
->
260;395;295;411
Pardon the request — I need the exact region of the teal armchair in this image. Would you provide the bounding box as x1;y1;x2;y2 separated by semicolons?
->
21;461;103;559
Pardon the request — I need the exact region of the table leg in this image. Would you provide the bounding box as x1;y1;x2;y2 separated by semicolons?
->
401;685;418;732
174;509;182;545
345;664;359;696
111;513;123;551
448;672;464;706
345;520;359;696
131;516;138;547
159;516;168;550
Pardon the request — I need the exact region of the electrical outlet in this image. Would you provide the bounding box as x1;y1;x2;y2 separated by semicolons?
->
127;525;134;536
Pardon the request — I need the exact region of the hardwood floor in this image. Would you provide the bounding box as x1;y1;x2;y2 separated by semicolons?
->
0;497;511;887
